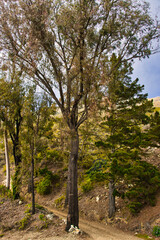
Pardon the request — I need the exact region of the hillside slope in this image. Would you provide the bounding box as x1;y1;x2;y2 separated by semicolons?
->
149;96;160;108
0;96;160;239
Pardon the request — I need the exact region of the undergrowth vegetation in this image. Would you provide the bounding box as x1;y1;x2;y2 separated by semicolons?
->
124;161;160;214
0;185;13;199
18;213;31;230
152;225;160;237
36;167;60;195
80;157;160;214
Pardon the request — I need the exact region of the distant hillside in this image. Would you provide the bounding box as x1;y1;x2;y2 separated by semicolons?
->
149;96;160;108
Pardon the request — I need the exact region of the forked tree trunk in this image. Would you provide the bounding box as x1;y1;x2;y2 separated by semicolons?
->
108;180;116;218
4;129;10;189
65;128;79;231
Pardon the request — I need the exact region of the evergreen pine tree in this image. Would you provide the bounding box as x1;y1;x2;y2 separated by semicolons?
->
96;54;155;216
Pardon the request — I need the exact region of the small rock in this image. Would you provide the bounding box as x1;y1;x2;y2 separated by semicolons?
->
96;196;99;202
63;218;67;224
74;227;82;235
69;225;75;232
68;225;82;235
46;214;54;220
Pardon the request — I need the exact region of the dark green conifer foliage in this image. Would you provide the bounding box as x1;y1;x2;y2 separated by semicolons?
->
0;0;159;229
96;54;159;215
147;111;160;146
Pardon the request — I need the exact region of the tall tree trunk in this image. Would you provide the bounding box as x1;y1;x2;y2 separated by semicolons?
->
108;179;116;218
4;129;10;189
31;145;35;214
64;180;69;208
65;128;79;231
12;140;21;199
13;140;21;167
12;166;21;199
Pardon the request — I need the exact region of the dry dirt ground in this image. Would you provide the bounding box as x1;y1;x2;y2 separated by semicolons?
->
0;197;140;240
0;197;83;240
0;148;160;239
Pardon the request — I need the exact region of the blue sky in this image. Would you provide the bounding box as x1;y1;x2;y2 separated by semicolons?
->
132;0;160;98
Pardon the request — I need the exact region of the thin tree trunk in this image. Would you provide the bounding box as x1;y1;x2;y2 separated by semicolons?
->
12;166;21;199
4;129;10;189
12;140;21;199
64;180;69;208
108;180;116;218
13;140;21;167
65;128;79;231
31;145;35;214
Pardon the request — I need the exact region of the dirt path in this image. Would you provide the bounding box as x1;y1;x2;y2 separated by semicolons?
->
46;207;140;240
1;204;140;240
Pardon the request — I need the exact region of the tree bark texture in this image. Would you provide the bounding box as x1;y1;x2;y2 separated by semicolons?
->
13;139;21;167
12;139;21;199
108;180;116;218
12;166;21;199
65;128;79;231
4;129;10;189
64;180;69;208
31;150;35;214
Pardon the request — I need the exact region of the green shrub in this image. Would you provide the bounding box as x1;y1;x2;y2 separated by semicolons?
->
54;195;65;208
39;214;48;228
19;213;31;230
38;167;60;183
127;201;143;214
152;225;160;237
46;149;63;163
136;233;154;240
39;214;45;221
39;167;50;176
35;204;45;210
123;161;160;213
0;185;8;195
37;167;60;195
25;203;45;213
81;178;93;193
36;177;52;195
0;185;12;199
